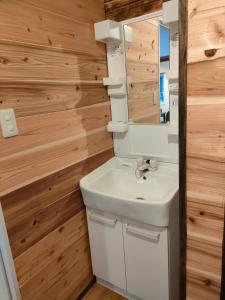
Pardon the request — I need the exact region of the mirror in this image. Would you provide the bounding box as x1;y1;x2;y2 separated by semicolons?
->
124;17;171;124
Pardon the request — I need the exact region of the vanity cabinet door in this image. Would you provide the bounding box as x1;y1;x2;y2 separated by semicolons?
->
86;209;126;290
123;221;169;300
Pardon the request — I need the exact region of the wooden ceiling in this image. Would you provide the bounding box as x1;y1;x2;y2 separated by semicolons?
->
104;0;163;21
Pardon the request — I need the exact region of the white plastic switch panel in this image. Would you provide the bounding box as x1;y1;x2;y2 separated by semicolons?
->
163;0;178;24
0;109;18;138
94;20;121;44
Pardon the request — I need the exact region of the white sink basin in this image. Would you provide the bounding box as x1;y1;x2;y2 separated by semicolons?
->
80;157;178;227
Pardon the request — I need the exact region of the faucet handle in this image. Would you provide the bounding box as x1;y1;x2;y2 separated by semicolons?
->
136;157;144;168
150;159;158;170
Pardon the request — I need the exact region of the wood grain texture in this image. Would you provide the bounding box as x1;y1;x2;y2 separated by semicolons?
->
82;283;127;300
0;0;106;56
0;0;113;299
0;43;107;82
0;129;112;194
104;0;162;21
187;0;225;299
15;210;89;286
1;149;113;257
0;83;108;117
126;19;160;123
0;103;111;157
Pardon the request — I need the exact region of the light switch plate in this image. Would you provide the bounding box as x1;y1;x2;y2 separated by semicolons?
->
0;109;18;138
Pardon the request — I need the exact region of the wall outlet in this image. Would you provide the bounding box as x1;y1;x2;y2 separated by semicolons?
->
0;109;18;138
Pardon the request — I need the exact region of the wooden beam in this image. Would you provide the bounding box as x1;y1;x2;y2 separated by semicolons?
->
179;0;188;299
104;0;163;21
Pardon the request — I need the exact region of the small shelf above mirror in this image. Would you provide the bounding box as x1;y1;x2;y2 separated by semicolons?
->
94;20;122;44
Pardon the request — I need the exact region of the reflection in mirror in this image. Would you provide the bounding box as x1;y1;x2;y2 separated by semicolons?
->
124;17;170;124
160;25;170;124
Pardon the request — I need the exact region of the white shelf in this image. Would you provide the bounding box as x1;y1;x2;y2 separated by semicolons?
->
103;77;124;86
103;76;132;97
94;20;122;44
107;121;128;133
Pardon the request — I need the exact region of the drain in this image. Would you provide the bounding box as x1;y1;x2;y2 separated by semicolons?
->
136;197;146;201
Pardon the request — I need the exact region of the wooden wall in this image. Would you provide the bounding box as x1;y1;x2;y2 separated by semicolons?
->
1;0;224;299
0;0;113;299
126;19;160;123
186;0;225;299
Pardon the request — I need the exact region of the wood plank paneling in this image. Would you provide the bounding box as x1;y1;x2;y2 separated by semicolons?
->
20;237;92;300
6;190;84;258
1;150;113;223
188;59;225;97
187;0;225;299
0;83;108;117
22;0;107;24
1;150;113;257
187;270;221;300
0;103;111;157
0;0;106;56
0;0;113;299
104;0;163;21
0;44;107;82
188;0;225;64
0;128;112;194
14;211;88;286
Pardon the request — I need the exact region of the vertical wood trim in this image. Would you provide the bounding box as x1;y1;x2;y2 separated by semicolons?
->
179;0;188;299
221;210;225;299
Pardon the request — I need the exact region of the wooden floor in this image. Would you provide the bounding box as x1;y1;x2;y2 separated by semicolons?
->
82;283;127;300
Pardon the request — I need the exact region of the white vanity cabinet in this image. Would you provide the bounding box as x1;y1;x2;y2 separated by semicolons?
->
123;221;169;300
86;209;126;290
86;208;172;300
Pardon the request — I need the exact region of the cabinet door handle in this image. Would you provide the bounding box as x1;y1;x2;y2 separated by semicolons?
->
89;212;117;227
126;224;160;241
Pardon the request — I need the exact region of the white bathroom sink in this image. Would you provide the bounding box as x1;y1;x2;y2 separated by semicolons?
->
80;157;178;227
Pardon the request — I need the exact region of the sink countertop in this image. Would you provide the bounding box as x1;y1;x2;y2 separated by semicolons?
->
80;157;178;227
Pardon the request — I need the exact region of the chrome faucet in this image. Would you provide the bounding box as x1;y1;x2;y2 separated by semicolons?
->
135;157;158;179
